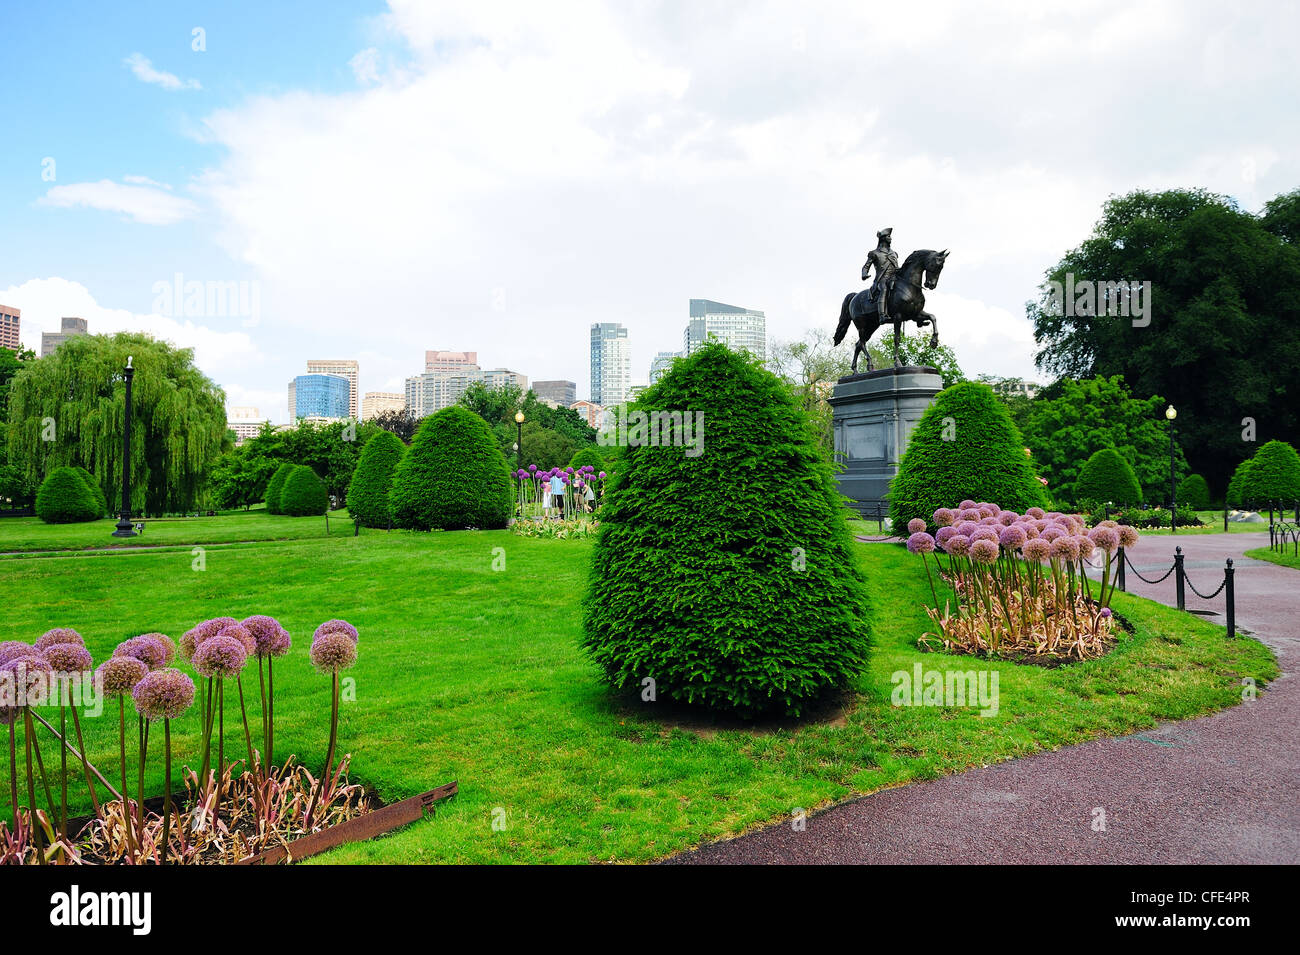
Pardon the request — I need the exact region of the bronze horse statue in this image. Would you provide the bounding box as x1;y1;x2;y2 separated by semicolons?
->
833;248;949;374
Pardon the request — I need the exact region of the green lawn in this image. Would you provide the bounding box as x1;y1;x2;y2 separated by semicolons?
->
0;507;351;554
1136;510;1271;535
0;513;1277;863
1244;546;1300;570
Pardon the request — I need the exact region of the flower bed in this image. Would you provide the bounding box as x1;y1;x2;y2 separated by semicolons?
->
906;501;1139;663
0;617;364;865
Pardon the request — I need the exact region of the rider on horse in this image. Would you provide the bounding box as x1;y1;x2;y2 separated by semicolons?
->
864;227;899;323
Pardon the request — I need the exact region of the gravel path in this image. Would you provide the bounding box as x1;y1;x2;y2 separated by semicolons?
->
664;531;1298;864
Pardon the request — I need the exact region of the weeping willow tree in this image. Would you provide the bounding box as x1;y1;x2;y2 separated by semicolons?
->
5;333;228;516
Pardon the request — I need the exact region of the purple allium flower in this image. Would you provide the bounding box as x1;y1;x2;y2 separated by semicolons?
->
242;615;291;658
970;527;999;543
970;539;999;564
907;518;927;534
979;516;1000;526
932;508;955;527
138;632;176;666
999;525;1027;550
598;471;606;480
1;654;52;707
45;643;93;674
114;634;168;670
192;635;248;679
1022;538;1051;562
1040;524;1066;543
35;628;84;653
1089;526;1121;553
1026;507;1046;520
957;508;980;523
215;623;256;655
997;510;1019;526
1050;535;1080;561
1098;519;1119;529
1100;607;1113;619
959;499;977;510
1117;525;1140;549
309;632;358;673
1075;534;1096;559
180;617;238;660
528;464;537;472
313;619;358;645
955;521;980;537
935;526;958;547
946;534;971;557
0;641;35;667
97;656;148;697
131;668;195;722
906;531;936;555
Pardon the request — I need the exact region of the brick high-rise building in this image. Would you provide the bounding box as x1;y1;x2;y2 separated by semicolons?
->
0;304;20;352
305;359;359;419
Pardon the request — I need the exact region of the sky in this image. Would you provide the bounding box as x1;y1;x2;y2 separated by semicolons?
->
2;0;1297;424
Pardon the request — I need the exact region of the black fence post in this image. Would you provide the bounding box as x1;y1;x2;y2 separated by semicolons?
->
1116;545;1126;593
1223;505;1228;534
353;517;360;537
1174;546;1186;611
1225;558;1235;639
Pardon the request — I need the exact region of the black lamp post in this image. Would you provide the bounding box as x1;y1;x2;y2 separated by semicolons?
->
1165;404;1178;535
112;356;137;538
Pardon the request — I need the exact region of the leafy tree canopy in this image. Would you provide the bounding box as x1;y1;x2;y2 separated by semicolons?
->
1028;187;1300;488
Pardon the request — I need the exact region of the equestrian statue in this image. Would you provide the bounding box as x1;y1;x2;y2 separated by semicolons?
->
833;227;949;375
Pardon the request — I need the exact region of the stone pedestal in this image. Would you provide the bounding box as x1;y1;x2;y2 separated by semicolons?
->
829;366;943;514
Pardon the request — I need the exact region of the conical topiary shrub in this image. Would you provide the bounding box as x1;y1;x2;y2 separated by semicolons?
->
582;341;869;717
1226;459;1254;508
1238;440;1300;508
889;381;1048;530
1180;473;1211;510
280;465;329;516
347;430;405;527
1074;448;1143;506
73;466;108;517
265;462;295;514
35;466;101;523
390;405;513;530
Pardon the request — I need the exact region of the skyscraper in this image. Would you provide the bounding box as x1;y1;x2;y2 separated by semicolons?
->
425;350;478;375
532;380;576;406
404;367;528;418
305;359;359;419
0;304;19;352
41;316;88;357
289;374;350;420
361;392;405;420
649;351;680;384
227;406;267;445
683;299;766;362
590;322;631;406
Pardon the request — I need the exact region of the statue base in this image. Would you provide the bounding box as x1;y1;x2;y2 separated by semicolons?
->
829;366;943;517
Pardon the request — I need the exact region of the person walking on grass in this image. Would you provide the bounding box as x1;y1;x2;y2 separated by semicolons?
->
541;476;552;519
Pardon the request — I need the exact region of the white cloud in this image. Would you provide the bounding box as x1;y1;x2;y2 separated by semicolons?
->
152;0;1300;397
0;278;263;396
121;175;173;190
38;179;199;225
124;52;201;91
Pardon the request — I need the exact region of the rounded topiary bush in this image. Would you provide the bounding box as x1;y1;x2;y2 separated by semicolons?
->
390;405;513;530
36;466;101;523
1180;473;1211;510
279;465;328;516
1074;448;1143;506
1226;458;1254;508
265;462;295;514
1238;440;1300;507
568;446;607;473
74;466;108;516
889;381;1048;530
347;430;405;527
582;341;868;718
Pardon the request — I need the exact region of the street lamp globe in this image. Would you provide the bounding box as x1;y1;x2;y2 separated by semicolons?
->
1165;405;1177;421
515;411;525;424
